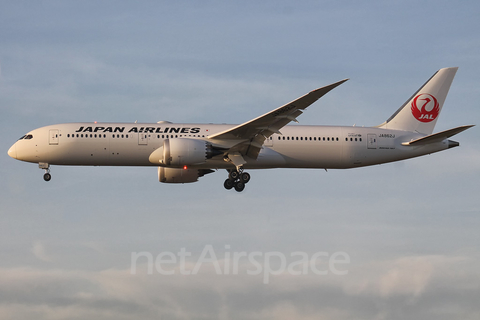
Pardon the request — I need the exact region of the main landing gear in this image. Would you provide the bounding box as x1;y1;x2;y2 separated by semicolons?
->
224;168;251;192
39;162;51;181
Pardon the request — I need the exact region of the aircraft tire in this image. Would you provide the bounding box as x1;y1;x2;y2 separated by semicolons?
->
229;170;239;180
234;181;245;192
43;173;51;182
224;179;234;190
240;172;250;183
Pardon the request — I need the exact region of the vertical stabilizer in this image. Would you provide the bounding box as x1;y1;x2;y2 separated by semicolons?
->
378;67;458;135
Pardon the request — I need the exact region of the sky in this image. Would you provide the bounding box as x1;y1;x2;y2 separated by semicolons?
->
1;1;480;319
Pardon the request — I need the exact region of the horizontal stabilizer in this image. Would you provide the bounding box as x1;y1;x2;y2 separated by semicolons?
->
402;125;474;146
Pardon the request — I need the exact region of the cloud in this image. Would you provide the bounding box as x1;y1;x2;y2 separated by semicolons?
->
0;253;479;320
31;241;51;262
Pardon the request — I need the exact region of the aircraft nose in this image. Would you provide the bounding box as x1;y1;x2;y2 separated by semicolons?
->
8;143;17;159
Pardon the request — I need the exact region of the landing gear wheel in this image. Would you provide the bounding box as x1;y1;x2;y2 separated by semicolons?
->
43;173;51;182
240;172;250;183
224;179;234;190
234;181;245;192
224;168;249;192
229;170;239;180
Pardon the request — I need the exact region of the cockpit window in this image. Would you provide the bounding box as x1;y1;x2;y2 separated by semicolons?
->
18;134;33;140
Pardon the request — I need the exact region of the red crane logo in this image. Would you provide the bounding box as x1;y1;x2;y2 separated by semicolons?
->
411;93;439;123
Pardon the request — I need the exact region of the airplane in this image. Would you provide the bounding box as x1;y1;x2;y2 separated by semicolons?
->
7;67;474;192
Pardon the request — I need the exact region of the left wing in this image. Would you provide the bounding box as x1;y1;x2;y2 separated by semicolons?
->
208;78;348;159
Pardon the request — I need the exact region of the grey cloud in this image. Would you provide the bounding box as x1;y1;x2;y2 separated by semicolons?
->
1;253;479;320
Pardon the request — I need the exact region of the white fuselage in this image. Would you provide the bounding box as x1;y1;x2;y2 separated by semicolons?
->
8;122;450;170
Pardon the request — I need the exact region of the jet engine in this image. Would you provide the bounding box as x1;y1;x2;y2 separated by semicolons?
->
149;138;221;166
158;167;215;183
158;167;199;183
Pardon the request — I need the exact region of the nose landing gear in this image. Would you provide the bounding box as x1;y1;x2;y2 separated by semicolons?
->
39;162;51;181
224;168;250;192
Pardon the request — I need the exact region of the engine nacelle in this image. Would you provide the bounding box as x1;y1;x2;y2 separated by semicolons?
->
149;138;209;166
158;167;200;183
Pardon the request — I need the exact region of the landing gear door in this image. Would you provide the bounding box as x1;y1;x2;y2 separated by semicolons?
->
367;134;377;149
49;129;59;145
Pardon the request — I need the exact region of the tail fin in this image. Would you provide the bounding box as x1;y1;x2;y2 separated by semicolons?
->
378;67;458;135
